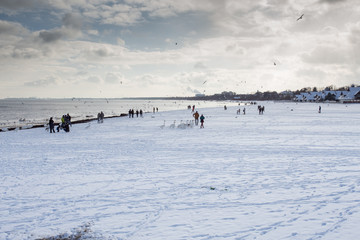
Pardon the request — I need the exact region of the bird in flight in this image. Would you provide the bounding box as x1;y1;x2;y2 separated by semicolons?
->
203;80;207;84
297;14;304;21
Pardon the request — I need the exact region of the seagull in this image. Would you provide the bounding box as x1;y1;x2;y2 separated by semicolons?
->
203;80;207;84
297;14;304;21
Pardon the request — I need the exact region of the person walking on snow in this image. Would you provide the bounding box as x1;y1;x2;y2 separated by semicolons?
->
49;117;55;133
200;114;205;128
193;111;200;125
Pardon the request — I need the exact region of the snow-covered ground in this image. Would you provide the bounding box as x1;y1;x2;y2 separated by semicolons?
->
1;102;360;240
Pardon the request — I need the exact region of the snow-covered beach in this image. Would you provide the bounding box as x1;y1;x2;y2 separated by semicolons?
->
1;102;360;240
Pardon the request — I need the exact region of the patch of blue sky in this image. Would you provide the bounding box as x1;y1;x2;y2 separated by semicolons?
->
113;12;212;51
0;11;61;32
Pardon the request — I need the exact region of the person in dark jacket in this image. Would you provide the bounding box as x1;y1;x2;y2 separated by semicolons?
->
200;114;205;128
49;117;55;133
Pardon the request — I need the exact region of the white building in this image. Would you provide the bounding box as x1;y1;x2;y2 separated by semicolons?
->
294;86;360;103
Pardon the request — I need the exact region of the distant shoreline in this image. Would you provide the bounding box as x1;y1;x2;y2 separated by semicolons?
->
0;113;128;133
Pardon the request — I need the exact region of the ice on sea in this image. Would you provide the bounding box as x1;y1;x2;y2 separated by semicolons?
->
0;102;360;240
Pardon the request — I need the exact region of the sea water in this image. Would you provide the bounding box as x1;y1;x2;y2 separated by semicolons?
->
0;98;238;128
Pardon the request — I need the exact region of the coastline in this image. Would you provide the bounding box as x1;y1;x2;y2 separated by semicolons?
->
0;98;246;132
0;113;128;132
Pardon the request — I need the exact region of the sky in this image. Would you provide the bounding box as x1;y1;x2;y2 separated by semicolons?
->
0;0;360;98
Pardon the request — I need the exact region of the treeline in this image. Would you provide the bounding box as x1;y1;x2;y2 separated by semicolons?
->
187;91;293;101
165;84;358;101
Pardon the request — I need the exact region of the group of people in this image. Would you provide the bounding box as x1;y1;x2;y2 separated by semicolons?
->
192;111;205;128
48;113;72;133
258;105;265;114
97;111;104;123
236;108;246;115
48;104;269;133
187;105;196;112
128;109;143;118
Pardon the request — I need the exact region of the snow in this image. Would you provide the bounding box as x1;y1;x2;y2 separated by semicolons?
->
1;102;360;240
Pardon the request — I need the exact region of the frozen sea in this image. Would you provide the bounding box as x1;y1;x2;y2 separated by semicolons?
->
0;98;234;129
0;101;360;240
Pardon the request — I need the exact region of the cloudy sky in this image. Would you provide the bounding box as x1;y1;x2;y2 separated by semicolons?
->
0;0;359;98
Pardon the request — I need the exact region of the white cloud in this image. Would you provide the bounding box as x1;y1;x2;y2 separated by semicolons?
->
105;72;124;84
194;62;207;69
87;29;99;36
24;76;58;87
0;20;29;36
85;76;101;84
117;38;125;46
1;0;360;98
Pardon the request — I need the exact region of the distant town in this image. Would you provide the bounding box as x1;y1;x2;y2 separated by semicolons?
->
169;84;360;103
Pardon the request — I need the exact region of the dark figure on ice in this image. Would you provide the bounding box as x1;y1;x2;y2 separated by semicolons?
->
200;114;205;128
64;122;70;132
98;111;104;123
193;111;200;126
318;106;321;113
224;105;227;110
131;109;135;118
192;105;195;112
140;109;143;117
49;117;55;133
66;113;72;126
136;110;139;117
243;108;246;115
258;105;265;115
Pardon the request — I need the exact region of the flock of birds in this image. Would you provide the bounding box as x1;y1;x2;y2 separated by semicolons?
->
160;120;195;129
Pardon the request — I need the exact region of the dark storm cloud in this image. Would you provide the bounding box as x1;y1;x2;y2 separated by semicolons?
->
38;29;63;43
62;13;83;30
36;13;84;43
93;48;112;57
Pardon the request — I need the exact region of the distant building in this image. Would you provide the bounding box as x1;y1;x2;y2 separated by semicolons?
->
294;86;360;103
